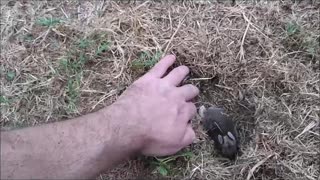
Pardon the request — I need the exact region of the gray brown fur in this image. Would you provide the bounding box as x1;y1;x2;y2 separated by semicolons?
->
200;106;240;160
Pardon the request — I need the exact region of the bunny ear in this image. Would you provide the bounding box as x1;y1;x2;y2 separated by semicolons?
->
199;105;206;118
218;135;224;145
227;132;236;141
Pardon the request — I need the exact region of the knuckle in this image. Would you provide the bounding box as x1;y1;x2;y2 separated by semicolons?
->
187;103;197;114
183;84;199;95
188;84;199;93
176;66;189;75
185;128;196;144
190;130;196;140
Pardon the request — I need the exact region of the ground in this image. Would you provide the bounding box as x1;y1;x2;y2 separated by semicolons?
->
0;0;319;179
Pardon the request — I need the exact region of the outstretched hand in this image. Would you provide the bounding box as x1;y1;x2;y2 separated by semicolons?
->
0;54;200;179
113;55;199;156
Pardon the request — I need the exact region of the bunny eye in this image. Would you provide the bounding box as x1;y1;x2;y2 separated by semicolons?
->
227;132;236;141
218;134;224;144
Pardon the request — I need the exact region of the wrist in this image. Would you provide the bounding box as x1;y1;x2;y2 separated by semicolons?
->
98;102;147;156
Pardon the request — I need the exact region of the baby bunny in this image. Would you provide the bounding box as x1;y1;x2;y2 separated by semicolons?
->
199;106;240;160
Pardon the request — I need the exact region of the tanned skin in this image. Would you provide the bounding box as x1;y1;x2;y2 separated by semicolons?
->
1;55;199;179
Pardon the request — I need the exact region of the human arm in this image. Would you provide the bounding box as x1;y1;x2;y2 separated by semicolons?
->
1;107;138;179
1;55;199;179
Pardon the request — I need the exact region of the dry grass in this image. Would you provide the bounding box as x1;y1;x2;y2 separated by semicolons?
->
1;0;319;179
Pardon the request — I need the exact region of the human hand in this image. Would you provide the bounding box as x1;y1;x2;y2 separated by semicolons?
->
114;55;199;156
0;55;198;179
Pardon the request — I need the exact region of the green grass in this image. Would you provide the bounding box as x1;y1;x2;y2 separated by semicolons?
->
58;33;111;113
77;39;93;49
0;95;8;104
61;53;89;112
286;21;300;36
36;17;62;27
151;151;193;176
284;21;319;59
66;75;81;112
303;36;319;58
23;34;34;42
96;42;110;56
59;56;86;75
6;71;15;81
59;55;87;113
132;51;162;69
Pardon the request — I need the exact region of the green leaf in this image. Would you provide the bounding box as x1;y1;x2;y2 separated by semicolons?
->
6;71;15;81
157;165;168;176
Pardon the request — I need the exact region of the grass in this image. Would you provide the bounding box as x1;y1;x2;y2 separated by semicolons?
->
96;42;110;56
0;0;319;180
36;17;62;27
283;20;319;63
151;151;193;176
59;52;86;113
58;34;110;113
286;21;300;36
0;95;8;104
303;36;319;58
77;39;92;49
6;71;15;81
131;51;163;69
66;75;81;112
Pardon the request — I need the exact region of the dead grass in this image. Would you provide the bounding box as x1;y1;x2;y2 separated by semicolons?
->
1;0;319;179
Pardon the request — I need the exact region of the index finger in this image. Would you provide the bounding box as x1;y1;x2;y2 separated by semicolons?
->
147;55;176;78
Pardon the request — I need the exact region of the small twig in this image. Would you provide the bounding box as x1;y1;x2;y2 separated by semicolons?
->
133;1;150;11
163;9;190;55
52;28;66;37
91;90;117;110
295;121;318;139
238;19;250;62
189;77;215;81
114;45;126;79
33;28;50;45
242;12;270;40
215;84;234;91
168;11;173;32
60;7;69;19
246;153;275;180
80;89;108;94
